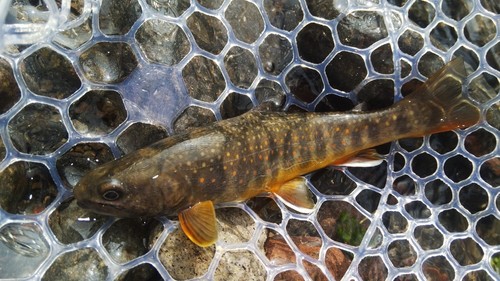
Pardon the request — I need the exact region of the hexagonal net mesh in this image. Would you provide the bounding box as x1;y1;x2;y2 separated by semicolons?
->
0;0;498;280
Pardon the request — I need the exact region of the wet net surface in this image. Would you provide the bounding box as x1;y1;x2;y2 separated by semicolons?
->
0;0;499;280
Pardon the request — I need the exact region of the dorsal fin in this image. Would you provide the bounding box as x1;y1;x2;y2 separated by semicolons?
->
253;100;284;112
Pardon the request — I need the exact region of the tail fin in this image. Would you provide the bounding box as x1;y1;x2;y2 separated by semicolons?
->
405;58;480;133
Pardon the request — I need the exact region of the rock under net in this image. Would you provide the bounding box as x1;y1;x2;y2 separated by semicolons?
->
0;0;498;280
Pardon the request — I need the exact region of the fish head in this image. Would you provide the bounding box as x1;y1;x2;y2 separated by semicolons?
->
73;152;185;218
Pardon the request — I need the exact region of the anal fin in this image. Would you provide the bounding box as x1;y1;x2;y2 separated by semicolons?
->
331;149;384;167
273;178;315;213
178;201;218;247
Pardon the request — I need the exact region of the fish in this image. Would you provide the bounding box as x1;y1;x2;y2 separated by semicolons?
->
74;59;480;247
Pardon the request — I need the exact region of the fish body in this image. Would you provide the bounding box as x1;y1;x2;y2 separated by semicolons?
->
74;59;480;246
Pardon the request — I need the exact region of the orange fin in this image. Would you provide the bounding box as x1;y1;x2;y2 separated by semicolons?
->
178;201;217;247
274;178;315;213
331;149;384;167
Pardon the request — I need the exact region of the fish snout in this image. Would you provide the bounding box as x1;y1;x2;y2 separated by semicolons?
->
72;180;93;207
75;197;90;209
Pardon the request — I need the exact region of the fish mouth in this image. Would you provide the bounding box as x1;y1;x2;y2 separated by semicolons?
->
76;199;129;218
76;199;155;218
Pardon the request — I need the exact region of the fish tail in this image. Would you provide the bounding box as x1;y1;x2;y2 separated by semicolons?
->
401;58;481;135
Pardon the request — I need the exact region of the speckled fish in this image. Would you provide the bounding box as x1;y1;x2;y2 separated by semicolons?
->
74;59;480;247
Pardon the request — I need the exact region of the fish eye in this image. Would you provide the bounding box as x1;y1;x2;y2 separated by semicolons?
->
102;189;121;201
98;179;123;201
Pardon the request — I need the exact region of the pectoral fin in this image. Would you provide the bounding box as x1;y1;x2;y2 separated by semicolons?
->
273;178;315;213
178;200;218;247
331;149;384;167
